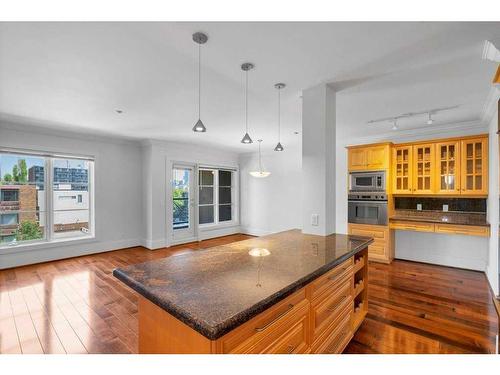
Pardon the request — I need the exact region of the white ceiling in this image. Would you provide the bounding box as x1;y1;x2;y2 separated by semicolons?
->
0;22;499;152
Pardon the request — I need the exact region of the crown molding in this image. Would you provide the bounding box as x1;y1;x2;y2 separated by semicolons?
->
341;119;488;147
481;86;500;125
0;112;141;147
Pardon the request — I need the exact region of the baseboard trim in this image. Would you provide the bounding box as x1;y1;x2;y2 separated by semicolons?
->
240;227;274;237
0;238;142;270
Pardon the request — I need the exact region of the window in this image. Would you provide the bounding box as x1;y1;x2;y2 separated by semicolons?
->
198;168;236;225
0;151;94;247
198;170;215;224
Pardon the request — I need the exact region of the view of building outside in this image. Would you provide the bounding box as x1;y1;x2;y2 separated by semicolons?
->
172;168;190;230
0;153;91;245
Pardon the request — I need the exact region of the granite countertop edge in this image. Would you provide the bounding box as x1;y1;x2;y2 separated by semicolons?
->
389;216;490;227
112;237;373;341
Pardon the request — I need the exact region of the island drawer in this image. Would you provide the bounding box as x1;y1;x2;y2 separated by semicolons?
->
217;288;309;353
312;303;353;353
310;276;352;344
307;258;353;302
261;307;310;354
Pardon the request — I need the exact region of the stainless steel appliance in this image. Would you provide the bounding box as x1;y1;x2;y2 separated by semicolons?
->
348;192;388;225
349;171;386;192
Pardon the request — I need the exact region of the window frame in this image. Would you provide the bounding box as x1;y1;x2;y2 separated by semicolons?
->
0;148;95;250
198;167;238;228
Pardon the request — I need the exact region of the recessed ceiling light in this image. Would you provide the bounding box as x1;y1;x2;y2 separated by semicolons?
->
115;109;123;114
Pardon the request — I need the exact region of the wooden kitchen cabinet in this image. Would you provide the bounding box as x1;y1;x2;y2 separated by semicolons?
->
460;137;488;196
435;141;461;195
392;145;413;194
348;223;394;264
413;143;435;194
347;143;391;171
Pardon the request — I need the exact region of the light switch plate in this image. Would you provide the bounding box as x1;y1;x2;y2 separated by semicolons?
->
417;204;422;211
443;204;449;212
311;214;319;226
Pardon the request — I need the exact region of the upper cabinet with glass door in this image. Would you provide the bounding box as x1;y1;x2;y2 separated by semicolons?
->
389;135;488;196
413;144;435;194
435;141;460;195
461;137;488;196
392;145;413;194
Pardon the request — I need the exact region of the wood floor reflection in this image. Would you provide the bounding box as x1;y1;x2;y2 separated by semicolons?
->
0;235;498;354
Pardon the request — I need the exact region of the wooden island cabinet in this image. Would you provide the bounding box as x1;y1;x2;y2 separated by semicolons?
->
114;230;371;354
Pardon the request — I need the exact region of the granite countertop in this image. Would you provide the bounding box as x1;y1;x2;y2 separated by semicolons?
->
390;209;489;227
113;229;373;340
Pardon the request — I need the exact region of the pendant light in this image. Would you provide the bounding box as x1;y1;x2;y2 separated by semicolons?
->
240;63;254;144
391;118;398;131
192;32;208;133
274;83;285;151
249;140;271;178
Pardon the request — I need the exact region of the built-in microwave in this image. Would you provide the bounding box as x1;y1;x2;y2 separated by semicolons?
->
349;171;386;192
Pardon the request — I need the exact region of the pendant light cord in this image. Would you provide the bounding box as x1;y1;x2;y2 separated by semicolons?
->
278;88;281;142
198;43;201;119
258;141;263;172
245;70;249;133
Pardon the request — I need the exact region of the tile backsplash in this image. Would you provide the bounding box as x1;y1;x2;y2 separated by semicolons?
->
394;197;486;213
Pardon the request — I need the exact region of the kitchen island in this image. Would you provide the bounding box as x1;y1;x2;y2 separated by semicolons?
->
113;229;372;354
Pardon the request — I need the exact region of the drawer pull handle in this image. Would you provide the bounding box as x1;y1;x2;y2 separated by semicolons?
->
328;295;348;312
255;304;294;332
287;344;295;354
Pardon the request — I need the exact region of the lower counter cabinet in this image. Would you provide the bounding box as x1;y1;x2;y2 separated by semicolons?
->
138;248;369;354
348;223;394;264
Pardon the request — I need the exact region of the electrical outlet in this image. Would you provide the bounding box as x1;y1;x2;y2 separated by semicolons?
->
443;204;449;212
311;214;319;226
417;204;422;211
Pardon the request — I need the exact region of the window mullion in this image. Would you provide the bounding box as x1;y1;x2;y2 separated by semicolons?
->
47;157;53;242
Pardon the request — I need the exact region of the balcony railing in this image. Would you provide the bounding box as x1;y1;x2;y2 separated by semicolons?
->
173;197;189;229
0;201;20;211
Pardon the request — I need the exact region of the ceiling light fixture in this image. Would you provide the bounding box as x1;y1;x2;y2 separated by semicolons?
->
392;119;398;131
274;83;285;152
240;63;254;144
427;112;434;125
192;32;208;133
249;140;271;178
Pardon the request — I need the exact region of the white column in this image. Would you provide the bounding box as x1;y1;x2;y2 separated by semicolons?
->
301;83;336;235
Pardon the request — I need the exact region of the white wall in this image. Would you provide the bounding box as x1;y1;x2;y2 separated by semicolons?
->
486;104;499;295
0;122;143;269
301;83;336;235
239;145;302;236
141;140;240;249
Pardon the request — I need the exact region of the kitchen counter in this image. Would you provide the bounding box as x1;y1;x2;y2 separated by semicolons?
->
390;209;489;227
113;229;373;342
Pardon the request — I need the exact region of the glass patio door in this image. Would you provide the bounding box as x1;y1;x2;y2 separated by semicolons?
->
172;164;196;242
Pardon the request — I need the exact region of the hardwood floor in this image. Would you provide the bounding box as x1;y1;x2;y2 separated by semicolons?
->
0;235;498;354
345;260;498;354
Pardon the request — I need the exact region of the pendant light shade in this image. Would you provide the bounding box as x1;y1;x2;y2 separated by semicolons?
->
240;63;254;144
274;142;284;152
193;119;206;133
249;140;271;178
241;132;253;144
192;32;208;133
274;83;285;151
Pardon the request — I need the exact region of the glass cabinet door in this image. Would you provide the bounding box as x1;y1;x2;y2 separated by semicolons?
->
435;141;460;194
460;137;488;195
392;146;413;194
413;144;435;194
